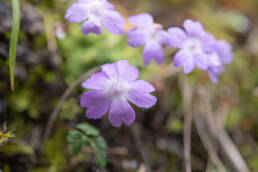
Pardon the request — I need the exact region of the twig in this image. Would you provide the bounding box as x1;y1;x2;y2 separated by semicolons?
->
194;112;227;172
216;127;249;172
131;123;152;172
43;67;100;141
198;86;250;172
178;74;193;172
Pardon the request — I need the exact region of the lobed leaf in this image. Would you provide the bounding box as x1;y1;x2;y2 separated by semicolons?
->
76;122;100;136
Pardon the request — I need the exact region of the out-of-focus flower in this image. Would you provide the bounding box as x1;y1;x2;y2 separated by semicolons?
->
65;0;125;35
202;32;233;83
126;13;170;65
54;22;66;39
80;60;157;127
168;19;208;73
0;123;15;146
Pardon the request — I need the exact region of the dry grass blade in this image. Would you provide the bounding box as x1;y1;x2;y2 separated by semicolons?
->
178;74;193;172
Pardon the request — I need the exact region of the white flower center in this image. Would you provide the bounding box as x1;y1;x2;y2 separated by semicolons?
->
144;24;163;44
106;79;129;100
208;52;222;67
184;38;202;54
88;0;107;18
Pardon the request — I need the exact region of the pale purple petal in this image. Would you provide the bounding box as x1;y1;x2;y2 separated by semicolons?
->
194;51;208;70
208;71;219;83
65;3;88;23
108;99;135;127
159;31;170;47
127;29;146;47
183;19;204;37
82;72;109;89
102;11;125;35
78;0;90;4
128;93;157;108
102;0;115;10
80;90;110;119
201;32;217;53
167;27;187;48
217;40;233;64
116;60;139;82
127;80;157;108
174;49;194;74
81;20;102;35
128;13;154;28
143;43;165;65
101;63;118;79
129;80;155;93
80;90;106;107
208;66;224;83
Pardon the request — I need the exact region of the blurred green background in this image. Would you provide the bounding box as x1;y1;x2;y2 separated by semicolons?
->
0;0;258;171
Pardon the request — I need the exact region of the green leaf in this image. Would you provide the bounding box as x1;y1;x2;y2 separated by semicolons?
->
72;141;83;155
81;135;91;145
9;0;20;91
90;141;107;168
66;130;82;143
76;122;99;136
95;136;107;149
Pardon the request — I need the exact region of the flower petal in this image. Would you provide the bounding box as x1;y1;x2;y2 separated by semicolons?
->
80;90;106;107
167;27;187;48
102;0;115;10
129;80;155;93
142;43;165;65
194;51;208;70
183;19;204;37
80;90;110;119
78;0;90;3
102;11;125;35
108;99;135;127
128;92;157;108
65;3;88;23
82;72;109;89
208;66;224;83
127;80;157;108
174;49;194;74
159;31;170;47
101;63;118;79
128;13;154;28
116;60;139;82
201;32;217;53
127;29;146;48
81;19;102;35
217;40;233;64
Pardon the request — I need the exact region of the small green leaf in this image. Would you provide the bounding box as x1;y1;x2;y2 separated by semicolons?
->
76;122;99;136
66;130;82;142
95;136;107;149
90;141;107;167
72;141;83;155
81;135;91;145
9;0;20;91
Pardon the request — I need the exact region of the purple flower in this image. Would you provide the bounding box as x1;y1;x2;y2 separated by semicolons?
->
168;19;209;73
202;32;233;82
65;0;125;35
126;13;170;65
80;60;157;127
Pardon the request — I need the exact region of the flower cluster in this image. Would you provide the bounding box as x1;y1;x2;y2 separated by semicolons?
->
80;60;156;127
167;20;233;82
65;0;234;126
